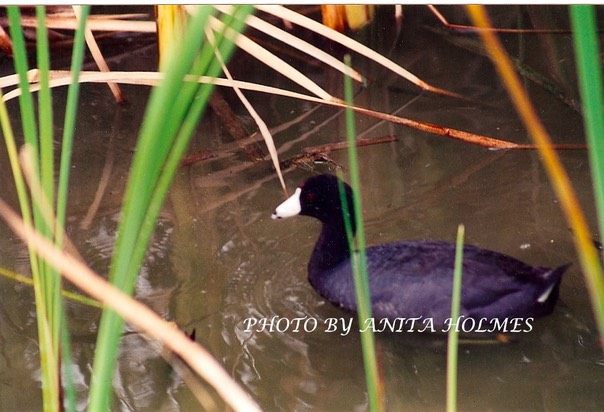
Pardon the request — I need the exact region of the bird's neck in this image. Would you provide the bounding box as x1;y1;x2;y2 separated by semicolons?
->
308;217;354;281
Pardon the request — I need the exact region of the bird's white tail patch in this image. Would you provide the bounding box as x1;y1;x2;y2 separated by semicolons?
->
537;283;556;303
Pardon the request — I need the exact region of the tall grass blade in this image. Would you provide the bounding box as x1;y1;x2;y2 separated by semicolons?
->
88;6;254;410
35;7;65;378
570;7;604;252
338;53;383;412
446;224;465;412
6;6;64;410
7;7;38;155
57;6;90;239
35;7;53;207
465;5;604;343
569;5;604;345
56;7;90;410
34;8;63;411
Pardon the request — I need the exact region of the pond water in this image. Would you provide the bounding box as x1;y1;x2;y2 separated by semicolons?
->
0;5;603;411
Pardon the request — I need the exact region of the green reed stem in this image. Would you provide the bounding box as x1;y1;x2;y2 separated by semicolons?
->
4;5;86;410
7;7;38;158
446;224;464;412
570;5;604;343
35;10;64;411
122;7;247;284
570;7;604;243
88;7;253;410
56;6;90;243
341;54;383;412
6;6;63;410
35;5;64;369
36;7;53;207
55;8;90;411
89;8;215;409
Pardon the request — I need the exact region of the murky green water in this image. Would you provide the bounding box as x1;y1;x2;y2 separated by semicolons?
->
0;5;602;411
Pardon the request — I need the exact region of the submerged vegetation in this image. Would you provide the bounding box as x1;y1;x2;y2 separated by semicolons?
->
0;4;602;411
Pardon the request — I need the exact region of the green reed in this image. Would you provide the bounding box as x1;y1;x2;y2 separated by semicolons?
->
88;6;253;410
570;5;604;340
2;5;253;410
2;6;91;411
337;54;383;412
446;224;465;412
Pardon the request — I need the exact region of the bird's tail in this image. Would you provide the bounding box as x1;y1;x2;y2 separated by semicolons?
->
536;263;570;315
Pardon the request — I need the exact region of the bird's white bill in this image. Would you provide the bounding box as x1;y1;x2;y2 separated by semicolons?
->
272;187;302;219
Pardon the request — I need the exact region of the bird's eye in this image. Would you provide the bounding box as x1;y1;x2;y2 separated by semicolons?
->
304;192;316;202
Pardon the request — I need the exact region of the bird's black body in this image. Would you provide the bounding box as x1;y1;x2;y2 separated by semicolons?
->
272;174;568;332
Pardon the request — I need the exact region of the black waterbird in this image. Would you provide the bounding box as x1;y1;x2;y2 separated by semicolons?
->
272;174;568;333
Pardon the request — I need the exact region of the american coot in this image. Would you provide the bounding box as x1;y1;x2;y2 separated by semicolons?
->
272;174;568;333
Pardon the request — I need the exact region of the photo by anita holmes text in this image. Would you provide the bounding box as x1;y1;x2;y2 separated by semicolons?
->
242;315;535;336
